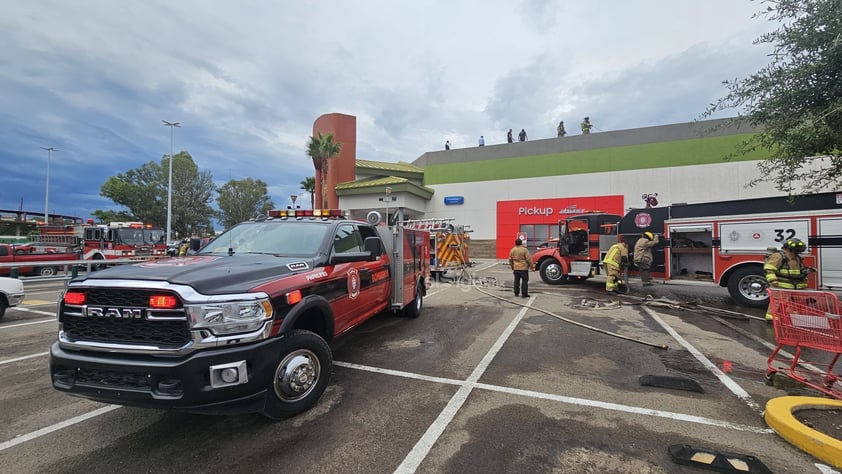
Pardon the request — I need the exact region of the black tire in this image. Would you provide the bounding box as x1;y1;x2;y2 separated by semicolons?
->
539;259;568;284
403;279;424;318
727;266;769;307
261;330;332;420
91;254;106;271
0;303;6;322
37;266;57;277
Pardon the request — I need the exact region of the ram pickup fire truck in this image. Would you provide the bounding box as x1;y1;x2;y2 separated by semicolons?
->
49;209;430;419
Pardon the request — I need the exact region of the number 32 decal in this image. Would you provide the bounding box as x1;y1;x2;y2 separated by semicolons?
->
773;228;796;242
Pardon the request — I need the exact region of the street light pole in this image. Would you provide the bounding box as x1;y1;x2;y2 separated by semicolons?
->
40;146;56;224
162;120;181;245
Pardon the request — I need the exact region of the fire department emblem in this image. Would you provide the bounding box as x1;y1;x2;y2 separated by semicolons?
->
729;231;740;241
347;268;360;299
634;213;652;228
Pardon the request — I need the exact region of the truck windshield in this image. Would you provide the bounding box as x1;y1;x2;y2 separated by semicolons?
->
199;221;329;257
114;228;146;245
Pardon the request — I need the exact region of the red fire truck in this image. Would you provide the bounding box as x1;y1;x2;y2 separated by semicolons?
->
618;192;842;307
531;212;623;284
50;208;430;419
34;220;168;267
402;218;472;280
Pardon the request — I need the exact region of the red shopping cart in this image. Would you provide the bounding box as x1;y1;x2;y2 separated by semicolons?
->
766;288;842;398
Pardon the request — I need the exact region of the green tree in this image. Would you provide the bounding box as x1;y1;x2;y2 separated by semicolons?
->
90;210;136;224
216;178;275;228
300;176;315;209
305;132;342;208
704;0;842;193
99;151;216;238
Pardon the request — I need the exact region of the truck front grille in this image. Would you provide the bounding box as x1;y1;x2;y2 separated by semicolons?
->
61;288;191;349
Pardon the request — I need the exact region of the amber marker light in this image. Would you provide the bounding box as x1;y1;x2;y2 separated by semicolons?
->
64;291;86;305
149;294;178;309
286;290;303;305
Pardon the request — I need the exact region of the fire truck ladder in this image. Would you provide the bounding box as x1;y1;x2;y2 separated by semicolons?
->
399;218;456;233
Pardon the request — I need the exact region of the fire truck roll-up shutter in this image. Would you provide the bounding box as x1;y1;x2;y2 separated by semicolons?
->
670;225;712;233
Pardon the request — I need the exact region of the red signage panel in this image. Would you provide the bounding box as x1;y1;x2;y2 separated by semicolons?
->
495;195;625;258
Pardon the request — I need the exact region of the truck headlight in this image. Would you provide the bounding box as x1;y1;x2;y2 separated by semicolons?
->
185;299;273;335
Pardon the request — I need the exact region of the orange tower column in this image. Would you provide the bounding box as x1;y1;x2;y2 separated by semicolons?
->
312;113;356;209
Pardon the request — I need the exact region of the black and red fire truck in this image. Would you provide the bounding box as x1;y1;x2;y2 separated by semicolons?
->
619;191;842;307
50;209;430;419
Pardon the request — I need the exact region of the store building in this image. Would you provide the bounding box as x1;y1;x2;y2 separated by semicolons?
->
313;113;778;258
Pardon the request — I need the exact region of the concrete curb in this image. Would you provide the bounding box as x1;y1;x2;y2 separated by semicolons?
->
764;396;842;468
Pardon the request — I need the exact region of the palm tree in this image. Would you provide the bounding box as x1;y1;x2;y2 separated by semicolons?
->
305;132;342;209
300;176;316;209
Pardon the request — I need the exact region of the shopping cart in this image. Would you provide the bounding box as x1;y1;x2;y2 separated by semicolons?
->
766;288;842;398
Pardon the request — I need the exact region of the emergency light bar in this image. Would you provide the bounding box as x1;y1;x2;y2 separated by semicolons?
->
267;209;348;219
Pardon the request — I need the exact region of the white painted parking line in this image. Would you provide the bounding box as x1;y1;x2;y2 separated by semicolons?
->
0;352;48;366
0;405;121;452
336;360;771;434
394;296;534;474
642;306;762;412
0;319;54;329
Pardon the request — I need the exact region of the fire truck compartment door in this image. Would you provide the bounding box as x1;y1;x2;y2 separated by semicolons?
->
719;220;809;252
568;261;593;277
818;218;842;288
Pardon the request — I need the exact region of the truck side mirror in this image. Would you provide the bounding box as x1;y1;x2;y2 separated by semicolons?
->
189;237;201;252
363;237;382;261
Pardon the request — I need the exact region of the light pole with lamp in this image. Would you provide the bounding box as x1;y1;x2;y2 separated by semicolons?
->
162;120;180;245
290;194;298;209
40;146;56;224
384;186;393;226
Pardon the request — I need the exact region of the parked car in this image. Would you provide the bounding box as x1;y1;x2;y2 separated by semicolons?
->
0;276;25;322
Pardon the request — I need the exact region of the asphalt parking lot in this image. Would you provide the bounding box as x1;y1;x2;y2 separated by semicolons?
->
1;261;839;473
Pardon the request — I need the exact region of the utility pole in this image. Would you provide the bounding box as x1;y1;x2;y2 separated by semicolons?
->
40;146;56;224
162;120;181;244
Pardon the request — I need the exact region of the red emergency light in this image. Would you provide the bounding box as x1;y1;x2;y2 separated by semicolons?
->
64;291;86;305
149;295;178;309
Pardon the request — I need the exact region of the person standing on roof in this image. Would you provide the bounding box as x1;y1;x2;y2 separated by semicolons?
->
518;129;527;142
507;129;514;143
602;241;629;293
509;238;535;298
633;232;660;286
557;121;566;137
478;136;485;146
445;140;451;150
581;117;594;134
764;238;811;320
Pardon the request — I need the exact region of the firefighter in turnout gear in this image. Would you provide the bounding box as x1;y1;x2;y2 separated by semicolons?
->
633;231;660;286
764;238;811;320
509;238;534;298
602;241;629;292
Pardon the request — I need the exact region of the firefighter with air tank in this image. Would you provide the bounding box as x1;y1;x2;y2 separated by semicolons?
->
634;231;660;286
602;241;629;293
764;237;814;320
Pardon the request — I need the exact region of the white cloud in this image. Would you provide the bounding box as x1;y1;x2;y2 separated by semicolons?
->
0;0;775;220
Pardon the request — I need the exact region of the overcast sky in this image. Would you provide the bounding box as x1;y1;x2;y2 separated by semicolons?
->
0;0;773;222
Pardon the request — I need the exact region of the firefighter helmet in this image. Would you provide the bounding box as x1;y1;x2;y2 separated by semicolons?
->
642;231;654;240
784;238;806;253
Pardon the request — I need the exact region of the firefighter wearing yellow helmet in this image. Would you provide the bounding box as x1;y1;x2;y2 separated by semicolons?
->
764;238;811;320
633;231;660;286
602;241;629;292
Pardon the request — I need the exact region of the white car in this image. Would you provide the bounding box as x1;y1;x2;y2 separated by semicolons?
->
0;276;25;322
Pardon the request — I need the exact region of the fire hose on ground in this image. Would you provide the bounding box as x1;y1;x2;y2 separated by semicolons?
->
473;285;669;350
